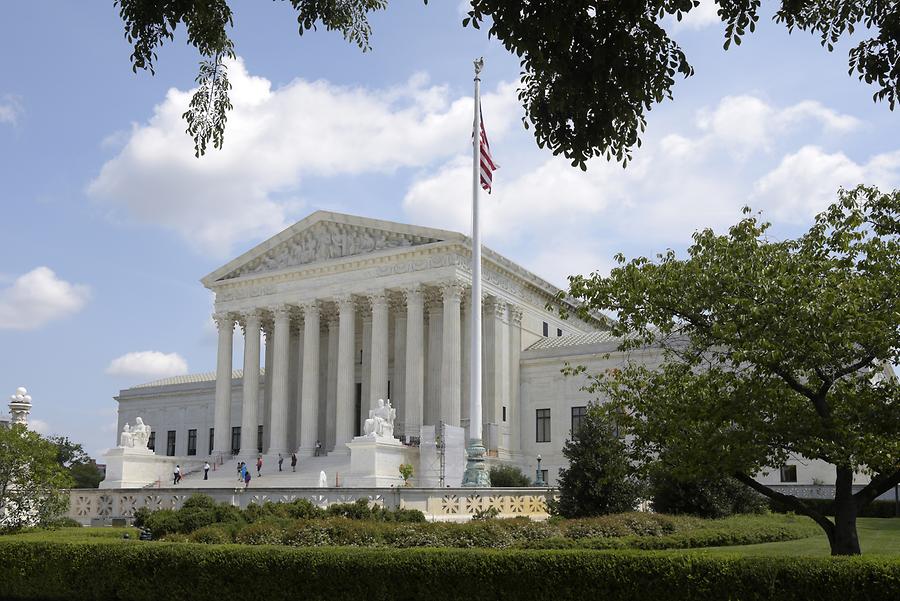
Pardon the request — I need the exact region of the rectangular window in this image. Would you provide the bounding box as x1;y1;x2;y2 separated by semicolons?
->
147;431;155;452
502;406;507;422
536;408;551;443
257;425;263;453
166;430;176;456
231;427;241;456
187;429;197;456
780;465;798;483
208;428;214;455
539;469;549;484
557;328;563;337
571;406;587;438
542;321;549;337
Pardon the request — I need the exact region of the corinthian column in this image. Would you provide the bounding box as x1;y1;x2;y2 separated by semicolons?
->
268;305;291;455
441;282;463;427
334;295;356;450
369;291;389;408
298;301;320;456
212;312;235;456
239;310;261;458
403;286;424;441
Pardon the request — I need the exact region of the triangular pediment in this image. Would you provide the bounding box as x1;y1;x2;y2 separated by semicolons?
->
203;211;460;285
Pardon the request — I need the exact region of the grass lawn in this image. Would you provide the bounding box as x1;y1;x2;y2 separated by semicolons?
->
685;518;900;557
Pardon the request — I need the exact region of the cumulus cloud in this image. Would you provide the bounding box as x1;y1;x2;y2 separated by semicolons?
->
666;1;721;32
0;267;90;330
0;94;23;125
88;58;519;257
754;146;900;222
106;351;189;380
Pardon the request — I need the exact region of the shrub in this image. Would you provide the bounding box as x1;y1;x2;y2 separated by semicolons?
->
37;517;83;530
181;494;217;511
234;521;284;546
552;404;643;517
131;507;151;529
189;524;232;545
490;465;533;487
650;472;766;518
143;509;182;538
1;541;899;601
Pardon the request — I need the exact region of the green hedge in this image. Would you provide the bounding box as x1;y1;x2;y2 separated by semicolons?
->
169;513;818;550
770;499;899;518
0;540;898;601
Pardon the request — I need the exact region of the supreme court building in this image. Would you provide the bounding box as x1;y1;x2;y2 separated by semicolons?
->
115;210;864;488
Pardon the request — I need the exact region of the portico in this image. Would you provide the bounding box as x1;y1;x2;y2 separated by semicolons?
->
202;211;598;461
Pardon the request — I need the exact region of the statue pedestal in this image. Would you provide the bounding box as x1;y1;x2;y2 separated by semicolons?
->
344;435;412;488
100;447;175;489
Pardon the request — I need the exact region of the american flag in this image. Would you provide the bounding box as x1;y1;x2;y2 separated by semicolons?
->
477;107;498;193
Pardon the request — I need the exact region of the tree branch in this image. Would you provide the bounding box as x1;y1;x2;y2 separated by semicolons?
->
734;471;835;539
853;468;900;509
833;355;877;381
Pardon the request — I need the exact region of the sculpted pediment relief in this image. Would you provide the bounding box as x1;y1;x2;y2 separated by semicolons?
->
221;221;442;280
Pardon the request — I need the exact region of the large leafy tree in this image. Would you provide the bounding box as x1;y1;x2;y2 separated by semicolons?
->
0;425;73;531
46;436;104;489
115;1;899;164
562;186;900;555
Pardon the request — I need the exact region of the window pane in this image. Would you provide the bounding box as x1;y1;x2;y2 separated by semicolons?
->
187;429;197;456
536;409;551;443
571;406;587;438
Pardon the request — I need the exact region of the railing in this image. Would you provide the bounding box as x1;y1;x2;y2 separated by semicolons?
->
67;486;556;524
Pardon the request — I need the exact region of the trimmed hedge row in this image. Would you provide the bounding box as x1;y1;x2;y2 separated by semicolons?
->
770;499;899;518
167;513;818;550
1;540;899;601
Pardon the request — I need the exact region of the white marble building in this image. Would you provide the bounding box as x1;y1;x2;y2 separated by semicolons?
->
113;211;884;490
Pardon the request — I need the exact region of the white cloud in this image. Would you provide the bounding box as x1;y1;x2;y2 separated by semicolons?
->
106;351;189;380
0;267;90;330
666;1;721;32
0;94;23;125
88;57;519;257
29;419;50;435
754;146;900;222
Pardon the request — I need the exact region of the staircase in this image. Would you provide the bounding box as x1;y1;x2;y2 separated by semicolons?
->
178;453;352;488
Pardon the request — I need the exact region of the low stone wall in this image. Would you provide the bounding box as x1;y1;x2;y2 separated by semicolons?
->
67;486;554;524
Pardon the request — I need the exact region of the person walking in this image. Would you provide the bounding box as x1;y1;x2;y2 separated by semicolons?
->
256;455;263;478
173;465;181;485
278;453;284;472
203;461;210;480
290;452;297;473
243;468;251;490
237;461;244;482
314;440;322;457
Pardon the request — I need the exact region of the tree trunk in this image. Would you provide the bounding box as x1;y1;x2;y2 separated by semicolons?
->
831;466;860;556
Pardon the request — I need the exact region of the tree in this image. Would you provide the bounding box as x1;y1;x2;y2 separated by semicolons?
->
114;1;899;164
488;465;532;487
551;403;642;517
648;460;766;518
46;436;104;489
563;185;900;555
0;425;73;531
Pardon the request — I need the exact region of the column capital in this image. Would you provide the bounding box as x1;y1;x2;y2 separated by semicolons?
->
402;284;425;304
334;295;355;313
508;304;523;326
485;296;507;319
300;300;320;318
212;312;235;330
270;304;292;321
440;280;465;303
367;290;389;308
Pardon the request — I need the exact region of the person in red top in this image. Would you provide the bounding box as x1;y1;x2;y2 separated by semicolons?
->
256;455;263;477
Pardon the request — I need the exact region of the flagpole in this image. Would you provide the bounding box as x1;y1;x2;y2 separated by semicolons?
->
463;57;490;487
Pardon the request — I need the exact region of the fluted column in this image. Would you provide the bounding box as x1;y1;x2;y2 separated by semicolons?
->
298;301;320;455
369;291;389;408
508;305;523;452
335;295;356;450
392;304;407;435
239;310;261;457
403;286;424;440
483;297;507;451
425;298;443;426
268;305;291;455
212;312;235;455
441;282;463;426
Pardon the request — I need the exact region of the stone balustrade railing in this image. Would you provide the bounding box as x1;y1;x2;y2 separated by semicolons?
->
68;487;555;524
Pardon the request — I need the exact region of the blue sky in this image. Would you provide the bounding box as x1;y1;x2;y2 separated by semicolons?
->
1;2;897;457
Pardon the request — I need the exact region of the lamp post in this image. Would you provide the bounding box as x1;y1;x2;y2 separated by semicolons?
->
535;454;545;487
8;387;32;426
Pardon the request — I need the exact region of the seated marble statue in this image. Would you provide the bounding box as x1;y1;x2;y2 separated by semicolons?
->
131;417;152;449
363;399;396;439
119;423;134;447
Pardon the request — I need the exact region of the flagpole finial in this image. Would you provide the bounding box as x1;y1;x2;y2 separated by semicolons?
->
474;57;484;78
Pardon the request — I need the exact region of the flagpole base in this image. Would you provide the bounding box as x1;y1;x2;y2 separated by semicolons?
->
462;439;491;487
